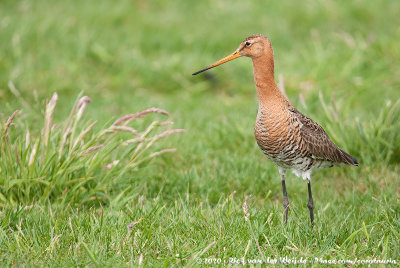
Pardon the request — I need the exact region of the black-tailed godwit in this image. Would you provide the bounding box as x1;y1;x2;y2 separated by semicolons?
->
192;34;358;225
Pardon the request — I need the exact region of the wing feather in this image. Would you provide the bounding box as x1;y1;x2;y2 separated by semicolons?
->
288;106;358;166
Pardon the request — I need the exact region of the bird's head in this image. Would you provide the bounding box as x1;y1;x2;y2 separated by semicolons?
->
192;34;272;75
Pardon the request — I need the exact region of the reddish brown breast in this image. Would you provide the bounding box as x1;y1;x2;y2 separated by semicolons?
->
254;102;311;169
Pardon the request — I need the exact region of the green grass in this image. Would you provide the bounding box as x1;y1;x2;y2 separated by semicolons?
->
1;0;400;266
1;93;183;206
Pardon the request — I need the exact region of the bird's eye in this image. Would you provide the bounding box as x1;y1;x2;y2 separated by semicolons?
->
245;41;251;47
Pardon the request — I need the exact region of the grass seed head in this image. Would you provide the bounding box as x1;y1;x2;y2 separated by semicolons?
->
243;195;251;221
3;110;21;136
43;93;58;147
28;143;38;166
110;126;139;136
112;108;169;126
76;96;92;120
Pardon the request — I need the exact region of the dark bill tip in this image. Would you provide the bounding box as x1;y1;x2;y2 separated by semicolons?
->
192;50;240;76
192;67;211;76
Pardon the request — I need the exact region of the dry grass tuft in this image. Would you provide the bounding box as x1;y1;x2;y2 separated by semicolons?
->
0;92;183;206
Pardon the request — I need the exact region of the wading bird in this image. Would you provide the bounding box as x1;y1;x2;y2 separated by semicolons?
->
192;34;358;225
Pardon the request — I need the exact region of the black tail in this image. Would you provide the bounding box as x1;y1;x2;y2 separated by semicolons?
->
340;149;359;166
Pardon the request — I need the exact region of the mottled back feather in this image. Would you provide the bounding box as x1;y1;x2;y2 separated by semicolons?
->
288;105;358;166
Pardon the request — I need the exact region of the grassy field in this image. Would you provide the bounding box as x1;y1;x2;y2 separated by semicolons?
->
1;0;400;266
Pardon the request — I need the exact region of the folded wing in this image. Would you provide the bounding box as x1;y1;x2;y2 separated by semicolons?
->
288;106;358;166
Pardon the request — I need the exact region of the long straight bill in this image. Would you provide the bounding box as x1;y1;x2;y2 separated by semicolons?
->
192;50;240;75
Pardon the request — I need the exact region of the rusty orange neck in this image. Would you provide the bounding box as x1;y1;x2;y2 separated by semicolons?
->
251;53;286;106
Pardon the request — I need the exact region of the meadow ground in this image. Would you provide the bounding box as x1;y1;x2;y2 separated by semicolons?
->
0;0;399;266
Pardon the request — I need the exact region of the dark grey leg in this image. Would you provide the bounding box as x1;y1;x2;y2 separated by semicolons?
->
282;179;289;225
278;169;289;225
307;181;314;226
